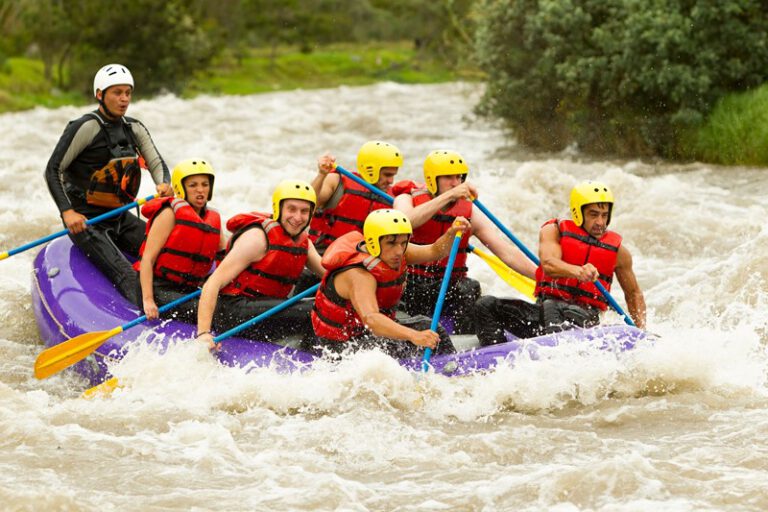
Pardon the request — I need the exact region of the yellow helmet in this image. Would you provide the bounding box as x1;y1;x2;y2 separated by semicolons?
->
570;181;615;226
171;158;215;201
272;179;317;222
423;150;469;195
357;141;403;184
363;209;413;257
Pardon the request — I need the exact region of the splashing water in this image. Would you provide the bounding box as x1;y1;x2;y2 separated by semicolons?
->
1;83;767;510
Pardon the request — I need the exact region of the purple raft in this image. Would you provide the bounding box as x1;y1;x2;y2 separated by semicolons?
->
31;237;647;385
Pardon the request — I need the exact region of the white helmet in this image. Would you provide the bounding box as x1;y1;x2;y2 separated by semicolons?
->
93;64;134;98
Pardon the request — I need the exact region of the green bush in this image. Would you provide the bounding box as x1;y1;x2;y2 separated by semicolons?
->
474;0;768;158
691;83;768;165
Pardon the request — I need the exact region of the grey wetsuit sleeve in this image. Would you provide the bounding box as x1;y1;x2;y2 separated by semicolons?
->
131;120;170;184
44;118;101;213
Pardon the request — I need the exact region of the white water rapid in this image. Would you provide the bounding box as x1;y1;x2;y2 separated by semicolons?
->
1;82;767;510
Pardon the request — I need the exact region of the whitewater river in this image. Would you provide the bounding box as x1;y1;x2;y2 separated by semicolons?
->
1;83;766;511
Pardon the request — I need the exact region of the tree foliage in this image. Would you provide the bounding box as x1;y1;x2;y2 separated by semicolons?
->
2;0;480;98
474;0;768;157
21;0;220;94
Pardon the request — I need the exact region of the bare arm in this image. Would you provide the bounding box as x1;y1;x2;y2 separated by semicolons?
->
405;218;470;265
311;153;341;207
139;207;175;320
538;224;598;282
614;245;646;329
306;240;324;277
197;228;267;348
335;268;438;348
471;207;537;278
393;182;477;229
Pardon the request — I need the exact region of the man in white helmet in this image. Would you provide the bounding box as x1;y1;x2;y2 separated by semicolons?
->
44;63;172;304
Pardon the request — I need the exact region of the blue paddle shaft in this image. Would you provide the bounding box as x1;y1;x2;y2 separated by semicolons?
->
335;165;394;204
5;193;158;258
422;232;463;371
122;289;203;331
473;199;539;265
213;284;320;343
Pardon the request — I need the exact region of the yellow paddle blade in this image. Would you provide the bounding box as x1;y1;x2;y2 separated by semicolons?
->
471;247;536;300
82;377;122;400
34;326;123;379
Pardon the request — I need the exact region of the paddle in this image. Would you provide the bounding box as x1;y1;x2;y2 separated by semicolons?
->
334;165;532;297
1;193;159;261
469;244;535;299
472;198;636;327
422;226;463;372
34;289;202;379
81;283;321;397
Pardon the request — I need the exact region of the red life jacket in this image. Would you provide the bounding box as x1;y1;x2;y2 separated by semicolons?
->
308;172;393;251
133;197;221;287
534;219;622;310
311;231;407;341
221;212;308;299
408;185;472;279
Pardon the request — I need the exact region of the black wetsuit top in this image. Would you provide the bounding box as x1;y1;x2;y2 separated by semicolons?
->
45;109;169;218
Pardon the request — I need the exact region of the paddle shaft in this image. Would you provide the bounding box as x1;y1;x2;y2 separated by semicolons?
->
422;231;463;371
473;198;636;327
212;284;320;343
1;193;158;260
335;165;394;204
127;289;202;330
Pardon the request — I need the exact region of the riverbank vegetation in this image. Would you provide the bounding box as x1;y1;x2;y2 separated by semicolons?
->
0;42;470;112
1;0;766;165
473;0;768;163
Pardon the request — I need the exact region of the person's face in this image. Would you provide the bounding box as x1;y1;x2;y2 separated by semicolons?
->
378;234;409;269
582;203;611;238
280;199;312;236
98;84;132;117
182;174;211;211
436;174;464;195
376;167;399;189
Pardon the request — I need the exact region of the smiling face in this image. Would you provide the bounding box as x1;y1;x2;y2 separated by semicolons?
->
182;174;211;212
97;84;132;118
582;203;611;238
279;199;313;237
377;234;410;269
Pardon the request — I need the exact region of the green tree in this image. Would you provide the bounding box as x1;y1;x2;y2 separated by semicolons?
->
474;0;768;157
23;0;222;95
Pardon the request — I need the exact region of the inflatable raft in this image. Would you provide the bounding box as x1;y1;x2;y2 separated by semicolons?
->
31;237;647;385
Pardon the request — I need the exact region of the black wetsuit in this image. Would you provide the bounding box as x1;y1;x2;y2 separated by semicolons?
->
401;274;481;334
301;314;456;360
212;295;316;344
473;296;601;346
45;110;169;304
